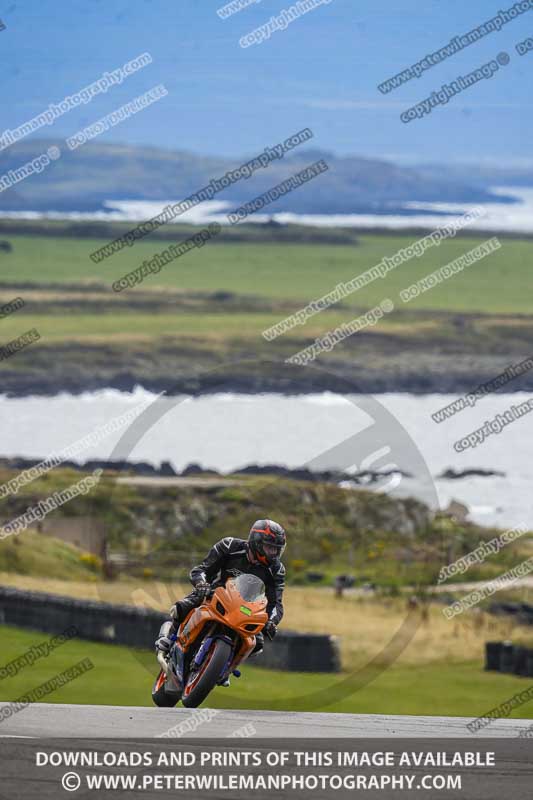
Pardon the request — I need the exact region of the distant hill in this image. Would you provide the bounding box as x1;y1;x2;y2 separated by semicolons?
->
0;139;511;214
417;162;533;189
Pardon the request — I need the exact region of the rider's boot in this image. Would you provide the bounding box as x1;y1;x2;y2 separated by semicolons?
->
155;620;175;653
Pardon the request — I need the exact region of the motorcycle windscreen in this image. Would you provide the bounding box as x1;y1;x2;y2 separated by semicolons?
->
231;573;266;602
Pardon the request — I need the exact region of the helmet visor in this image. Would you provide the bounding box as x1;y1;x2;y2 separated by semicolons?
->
263;542;285;560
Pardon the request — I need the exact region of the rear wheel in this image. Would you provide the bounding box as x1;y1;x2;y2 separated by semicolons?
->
181;639;232;708
151;670;180;707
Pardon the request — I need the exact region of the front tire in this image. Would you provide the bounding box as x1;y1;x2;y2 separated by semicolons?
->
181;639;231;708
151;670;180;707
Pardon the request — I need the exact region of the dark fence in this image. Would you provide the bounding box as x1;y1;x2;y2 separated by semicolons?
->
0;586;340;673
485;641;533;678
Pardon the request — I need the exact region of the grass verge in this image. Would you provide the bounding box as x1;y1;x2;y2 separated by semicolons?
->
1;574;532;670
1;624;532;719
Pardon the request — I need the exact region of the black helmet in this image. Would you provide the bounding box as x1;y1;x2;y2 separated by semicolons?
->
248;519;286;567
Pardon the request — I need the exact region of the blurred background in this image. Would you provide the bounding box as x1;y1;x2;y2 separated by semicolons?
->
1;0;533;717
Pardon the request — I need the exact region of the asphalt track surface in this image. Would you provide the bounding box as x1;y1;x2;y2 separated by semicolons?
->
0;703;531;738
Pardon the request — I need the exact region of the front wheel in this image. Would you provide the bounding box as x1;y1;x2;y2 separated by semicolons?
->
151;670;180;707
181;638;231;708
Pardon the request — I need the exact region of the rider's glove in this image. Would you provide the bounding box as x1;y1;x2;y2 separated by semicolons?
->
263;620;277;640
194;580;211;599
155;635;172;654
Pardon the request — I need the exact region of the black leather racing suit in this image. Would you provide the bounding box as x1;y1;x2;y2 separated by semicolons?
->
167;536;285;654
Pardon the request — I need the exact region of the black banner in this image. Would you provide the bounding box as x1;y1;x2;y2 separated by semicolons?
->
0;737;531;799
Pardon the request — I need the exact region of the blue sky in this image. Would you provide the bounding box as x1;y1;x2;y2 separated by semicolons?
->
0;0;531;163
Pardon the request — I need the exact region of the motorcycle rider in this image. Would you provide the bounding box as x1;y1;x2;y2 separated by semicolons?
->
155;519;286;684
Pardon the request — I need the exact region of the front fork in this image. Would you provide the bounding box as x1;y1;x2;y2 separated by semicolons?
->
158;619;250;686
190;628;236;684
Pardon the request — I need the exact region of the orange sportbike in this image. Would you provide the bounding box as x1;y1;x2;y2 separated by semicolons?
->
152;572;268;708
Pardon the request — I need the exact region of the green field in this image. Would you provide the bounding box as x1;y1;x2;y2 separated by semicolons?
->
1;227;532;394
1;624;532;719
0;530;102;580
0;231;531;313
